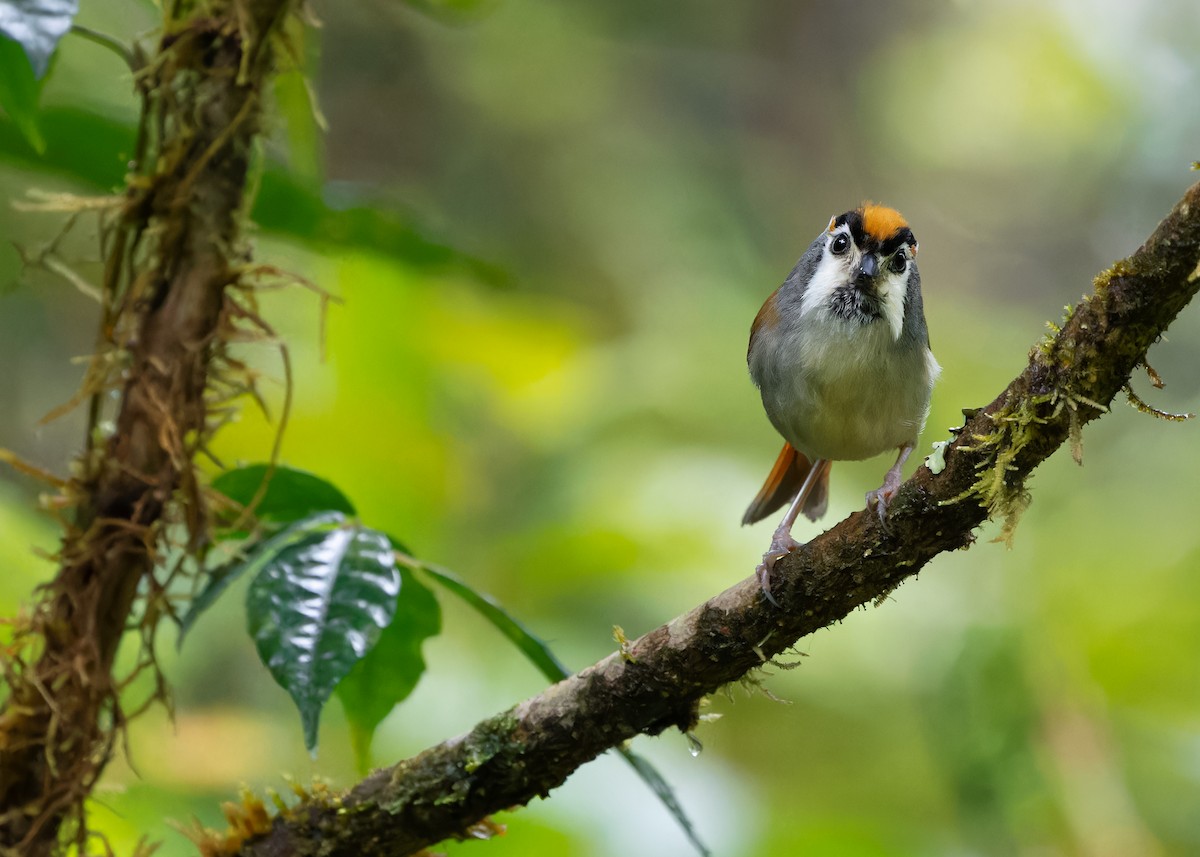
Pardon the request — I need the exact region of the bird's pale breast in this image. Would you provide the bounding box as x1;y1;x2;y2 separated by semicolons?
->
750;312;937;462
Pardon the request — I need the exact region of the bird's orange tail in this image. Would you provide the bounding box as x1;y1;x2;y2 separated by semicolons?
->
742;443;830;525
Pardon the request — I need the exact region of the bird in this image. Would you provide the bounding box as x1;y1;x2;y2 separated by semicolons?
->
744;203;940;605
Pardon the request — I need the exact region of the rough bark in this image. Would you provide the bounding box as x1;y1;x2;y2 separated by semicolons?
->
0;2;293;853
232;180;1200;856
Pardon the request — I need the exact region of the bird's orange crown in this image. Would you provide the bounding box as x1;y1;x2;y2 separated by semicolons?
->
859;203;908;242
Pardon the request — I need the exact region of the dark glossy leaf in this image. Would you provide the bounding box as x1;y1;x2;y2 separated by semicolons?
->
245;512;399;752
0;35;43;152
176;511;348;648
337;568;441;772
0;0;78;77
211;464;356;530
419;561;569;683
182;465;356;649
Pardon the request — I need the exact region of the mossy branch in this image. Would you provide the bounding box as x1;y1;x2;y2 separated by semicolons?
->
228;180;1200;857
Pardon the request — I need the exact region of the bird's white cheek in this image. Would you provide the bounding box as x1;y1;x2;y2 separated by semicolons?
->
799;250;848;319
878;271;909;341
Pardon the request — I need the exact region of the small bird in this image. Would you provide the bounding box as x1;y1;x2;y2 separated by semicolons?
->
744;203;940;604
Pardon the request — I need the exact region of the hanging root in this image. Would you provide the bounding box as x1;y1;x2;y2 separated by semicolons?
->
0;2;306;853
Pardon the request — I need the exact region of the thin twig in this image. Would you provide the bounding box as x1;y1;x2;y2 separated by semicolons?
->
69;24;139;72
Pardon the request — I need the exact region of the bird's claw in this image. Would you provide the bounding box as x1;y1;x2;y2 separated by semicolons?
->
756;536;801;607
865;444;913;533
865;481;901;531
866;486;892;513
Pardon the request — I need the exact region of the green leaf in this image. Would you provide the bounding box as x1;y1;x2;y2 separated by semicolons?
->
253;170;511;287
336;568;441;772
0;35;43;152
211;464;356;530
245;512;399;752
0;106;131;186
184;466;357;647
177;510;348;648
272;13;324;184
273;68;324;184
176;559;248;648
0;0;78;78
419;561;569;683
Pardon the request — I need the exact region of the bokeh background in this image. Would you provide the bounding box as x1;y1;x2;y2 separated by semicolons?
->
3;0;1200;854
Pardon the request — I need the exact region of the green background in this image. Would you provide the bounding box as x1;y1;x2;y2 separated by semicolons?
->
2;0;1200;854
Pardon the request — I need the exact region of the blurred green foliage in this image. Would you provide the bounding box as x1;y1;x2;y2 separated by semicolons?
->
0;35;45;152
3;1;1200;855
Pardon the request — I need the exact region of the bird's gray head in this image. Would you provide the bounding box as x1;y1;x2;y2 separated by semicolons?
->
795;203;920;342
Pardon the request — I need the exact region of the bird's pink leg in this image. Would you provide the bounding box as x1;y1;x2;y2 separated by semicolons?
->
756;458;830;606
866;443;914;524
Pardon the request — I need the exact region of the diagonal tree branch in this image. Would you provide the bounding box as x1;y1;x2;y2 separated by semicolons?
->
230;181;1200;857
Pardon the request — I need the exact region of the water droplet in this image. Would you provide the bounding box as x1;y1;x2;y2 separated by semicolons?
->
686;733;703;757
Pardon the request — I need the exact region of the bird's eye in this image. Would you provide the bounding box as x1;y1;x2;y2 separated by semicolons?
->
888;251;907;274
830;234;850;255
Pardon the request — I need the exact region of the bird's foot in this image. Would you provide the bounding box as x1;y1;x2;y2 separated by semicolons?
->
865;468;904;527
867;444;915;529
756;534;801;608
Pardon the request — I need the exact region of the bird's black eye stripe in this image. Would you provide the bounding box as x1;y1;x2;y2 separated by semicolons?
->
888;250;907;274
830;233;850;255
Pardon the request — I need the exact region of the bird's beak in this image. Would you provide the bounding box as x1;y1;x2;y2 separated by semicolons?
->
858;254;878;280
